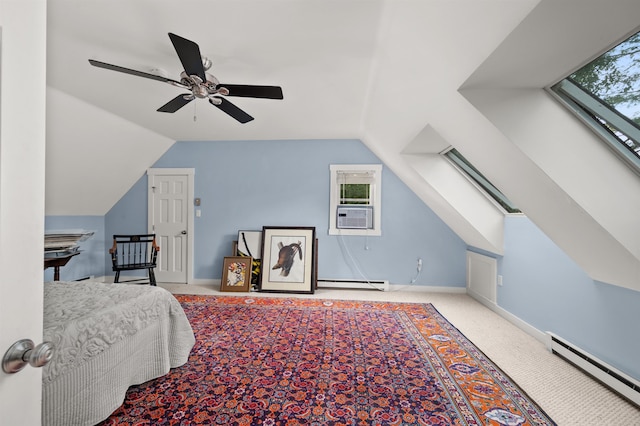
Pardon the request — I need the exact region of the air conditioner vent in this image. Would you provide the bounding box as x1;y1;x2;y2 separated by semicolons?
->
337;206;373;229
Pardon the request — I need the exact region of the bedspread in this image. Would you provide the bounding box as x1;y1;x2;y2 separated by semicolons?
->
42;281;195;426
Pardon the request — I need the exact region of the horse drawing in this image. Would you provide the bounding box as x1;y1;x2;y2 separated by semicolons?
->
272;241;303;276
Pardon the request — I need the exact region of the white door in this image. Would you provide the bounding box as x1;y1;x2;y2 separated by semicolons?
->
0;1;47;423
148;169;194;283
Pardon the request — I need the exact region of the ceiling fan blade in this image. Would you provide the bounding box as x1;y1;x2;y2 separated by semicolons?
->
158;94;193;113
210;97;254;123
217;84;284;99
88;59;181;85
168;33;206;82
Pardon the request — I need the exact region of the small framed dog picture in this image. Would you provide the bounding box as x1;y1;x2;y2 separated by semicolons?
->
220;256;252;292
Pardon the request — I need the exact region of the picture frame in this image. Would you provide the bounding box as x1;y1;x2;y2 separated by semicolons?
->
237;230;262;259
220;256;252;292
260;226;316;294
236;230;262;285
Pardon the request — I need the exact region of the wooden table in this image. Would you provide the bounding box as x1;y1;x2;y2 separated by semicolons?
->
44;252;80;281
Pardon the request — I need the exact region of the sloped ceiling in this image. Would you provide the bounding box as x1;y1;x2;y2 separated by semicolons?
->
46;0;640;290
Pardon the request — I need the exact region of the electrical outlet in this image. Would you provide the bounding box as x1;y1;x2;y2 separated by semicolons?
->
497;275;503;286
417;258;423;272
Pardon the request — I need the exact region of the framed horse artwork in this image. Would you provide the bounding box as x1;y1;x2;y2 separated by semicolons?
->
259;226;316;294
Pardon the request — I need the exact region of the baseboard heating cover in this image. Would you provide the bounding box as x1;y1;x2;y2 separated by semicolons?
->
547;332;640;407
317;279;389;291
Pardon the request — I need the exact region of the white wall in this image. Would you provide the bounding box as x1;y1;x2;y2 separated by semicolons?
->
353;0;640;290
460;89;640;290
45;88;175;215
455;1;640;290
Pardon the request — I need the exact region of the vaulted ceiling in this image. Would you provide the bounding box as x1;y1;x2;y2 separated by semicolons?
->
45;0;640;291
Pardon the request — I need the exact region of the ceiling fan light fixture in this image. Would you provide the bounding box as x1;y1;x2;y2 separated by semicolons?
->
205;73;219;86
88;33;282;122
193;85;209;98
202;57;212;71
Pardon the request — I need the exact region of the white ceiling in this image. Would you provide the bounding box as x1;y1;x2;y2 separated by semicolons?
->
47;0;385;141
45;0;640;290
46;0;539;216
46;0;547;142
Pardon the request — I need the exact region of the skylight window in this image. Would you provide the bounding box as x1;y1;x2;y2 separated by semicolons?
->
550;30;640;173
443;148;521;214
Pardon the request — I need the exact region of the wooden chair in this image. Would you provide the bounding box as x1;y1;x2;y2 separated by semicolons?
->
109;234;159;286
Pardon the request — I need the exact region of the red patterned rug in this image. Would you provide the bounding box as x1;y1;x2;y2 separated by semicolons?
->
100;295;555;425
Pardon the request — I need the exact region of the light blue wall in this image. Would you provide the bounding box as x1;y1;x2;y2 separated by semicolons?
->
499;215;640;379
106;139;467;285
44;216;105;281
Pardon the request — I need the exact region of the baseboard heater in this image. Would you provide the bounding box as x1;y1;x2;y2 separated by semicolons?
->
317;279;389;292
547;333;640;407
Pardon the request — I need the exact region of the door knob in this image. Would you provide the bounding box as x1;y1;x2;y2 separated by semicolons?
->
2;339;54;374
181;230;187;234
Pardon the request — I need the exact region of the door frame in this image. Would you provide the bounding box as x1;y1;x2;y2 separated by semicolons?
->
147;168;195;284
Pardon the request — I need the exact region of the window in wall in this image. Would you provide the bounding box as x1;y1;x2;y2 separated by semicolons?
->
443;148;521;214
550;30;640;174
329;164;382;236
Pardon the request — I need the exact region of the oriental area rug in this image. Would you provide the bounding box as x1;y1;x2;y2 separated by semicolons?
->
99;295;555;426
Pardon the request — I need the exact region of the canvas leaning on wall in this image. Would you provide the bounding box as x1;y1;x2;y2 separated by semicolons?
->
236;230;262;286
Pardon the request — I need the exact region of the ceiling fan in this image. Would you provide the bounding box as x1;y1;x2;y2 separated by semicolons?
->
88;32;283;123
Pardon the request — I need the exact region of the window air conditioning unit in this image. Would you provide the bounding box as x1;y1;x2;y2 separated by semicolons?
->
337;206;373;229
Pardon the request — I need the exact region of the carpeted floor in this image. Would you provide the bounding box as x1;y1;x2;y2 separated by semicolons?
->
100;294;555;425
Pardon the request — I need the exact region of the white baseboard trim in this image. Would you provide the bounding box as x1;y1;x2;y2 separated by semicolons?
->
466;288;495;306
387;284;467;293
190;278;219;286
466;290;547;344
318;279;389;291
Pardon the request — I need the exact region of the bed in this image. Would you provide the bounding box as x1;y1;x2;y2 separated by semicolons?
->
42;281;196;426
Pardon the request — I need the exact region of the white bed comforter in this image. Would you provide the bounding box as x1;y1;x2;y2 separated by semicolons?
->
42;281;195;426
